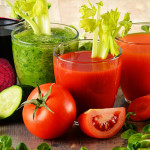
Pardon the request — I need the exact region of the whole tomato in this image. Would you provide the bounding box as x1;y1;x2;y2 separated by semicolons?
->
128;94;150;121
22;83;77;139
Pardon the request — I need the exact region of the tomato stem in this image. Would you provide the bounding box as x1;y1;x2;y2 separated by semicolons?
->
20;83;55;120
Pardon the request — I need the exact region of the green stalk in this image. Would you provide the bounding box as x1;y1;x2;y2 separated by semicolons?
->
5;0;40;34
97;32;110;59
34;15;51;35
92;4;101;58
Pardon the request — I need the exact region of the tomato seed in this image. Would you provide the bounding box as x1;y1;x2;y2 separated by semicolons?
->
92;114;118;131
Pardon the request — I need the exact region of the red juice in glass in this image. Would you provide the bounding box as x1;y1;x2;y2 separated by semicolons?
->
117;32;150;101
53;40;122;115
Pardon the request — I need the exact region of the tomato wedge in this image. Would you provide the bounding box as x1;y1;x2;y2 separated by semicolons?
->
128;94;150;121
78;107;126;139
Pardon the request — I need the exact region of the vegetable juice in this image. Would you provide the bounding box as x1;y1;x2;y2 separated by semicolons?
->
117;33;150;101
54;50;121;115
12;24;78;87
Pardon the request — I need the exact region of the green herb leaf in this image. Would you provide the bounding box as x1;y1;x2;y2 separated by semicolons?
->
79;4;96;19
0;135;12;150
123;112;137;130
142;124;150;133
119;12;132;36
48;3;51;9
128;133;146;145
79;19;97;32
135;139;150;149
127;143;135;150
81;147;89;150
16;142;29;150
141;25;150;32
121;129;137;139
37;143;52;150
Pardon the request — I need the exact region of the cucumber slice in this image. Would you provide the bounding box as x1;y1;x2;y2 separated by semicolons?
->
0;85;22;119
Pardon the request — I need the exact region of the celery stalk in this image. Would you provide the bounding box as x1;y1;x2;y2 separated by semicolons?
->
79;0;132;59
5;0;51;35
92;4;101;58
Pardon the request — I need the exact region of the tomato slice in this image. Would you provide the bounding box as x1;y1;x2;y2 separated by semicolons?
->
128;94;150;121
78;107;126;139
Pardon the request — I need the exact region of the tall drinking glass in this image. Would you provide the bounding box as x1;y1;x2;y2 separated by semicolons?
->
117;22;150;102
53;39;122;115
11;23;79;87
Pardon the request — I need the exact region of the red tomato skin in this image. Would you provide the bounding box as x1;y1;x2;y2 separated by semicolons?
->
22;83;77;139
128;94;150;121
78;107;126;139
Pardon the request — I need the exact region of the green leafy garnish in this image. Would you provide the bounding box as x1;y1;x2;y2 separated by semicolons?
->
0;135;13;150
81;147;89;150
5;0;51;35
0;135;91;150
135;139;150;149
123;112;137;131
141;25;150;32
0;135;54;150
79;0;132;59
16;143;29;150
121;129;137;139
113;123;150;150
37;143;52;150
142;124;150;133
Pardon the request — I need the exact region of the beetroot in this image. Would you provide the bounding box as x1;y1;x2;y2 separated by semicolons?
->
0;58;16;92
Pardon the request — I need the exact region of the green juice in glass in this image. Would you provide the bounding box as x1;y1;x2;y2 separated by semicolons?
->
12;23;79;87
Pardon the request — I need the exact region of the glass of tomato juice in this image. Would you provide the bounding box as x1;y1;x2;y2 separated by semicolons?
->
116;22;150;102
53;39;122;115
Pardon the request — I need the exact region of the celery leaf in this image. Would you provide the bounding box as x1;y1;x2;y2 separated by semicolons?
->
79;0;132;59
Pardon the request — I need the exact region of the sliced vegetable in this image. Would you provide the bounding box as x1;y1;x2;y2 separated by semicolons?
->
0;85;34;120
78;107;126;139
0;58;15;92
79;0;132;59
128;95;150;121
22;83;77;139
0;85;22;119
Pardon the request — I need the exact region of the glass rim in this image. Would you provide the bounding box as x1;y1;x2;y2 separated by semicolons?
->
11;22;79;45
53;39;122;64
0;17;24;26
116;22;150;45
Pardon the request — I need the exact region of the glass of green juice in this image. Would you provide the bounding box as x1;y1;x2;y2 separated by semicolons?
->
11;23;79;87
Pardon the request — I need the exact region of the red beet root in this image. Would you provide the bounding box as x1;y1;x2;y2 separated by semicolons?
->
0;58;16;92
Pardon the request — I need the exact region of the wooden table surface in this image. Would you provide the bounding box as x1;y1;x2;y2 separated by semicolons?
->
0;0;150;149
0;88;149;150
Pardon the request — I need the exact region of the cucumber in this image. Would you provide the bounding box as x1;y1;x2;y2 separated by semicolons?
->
0;85;34;120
